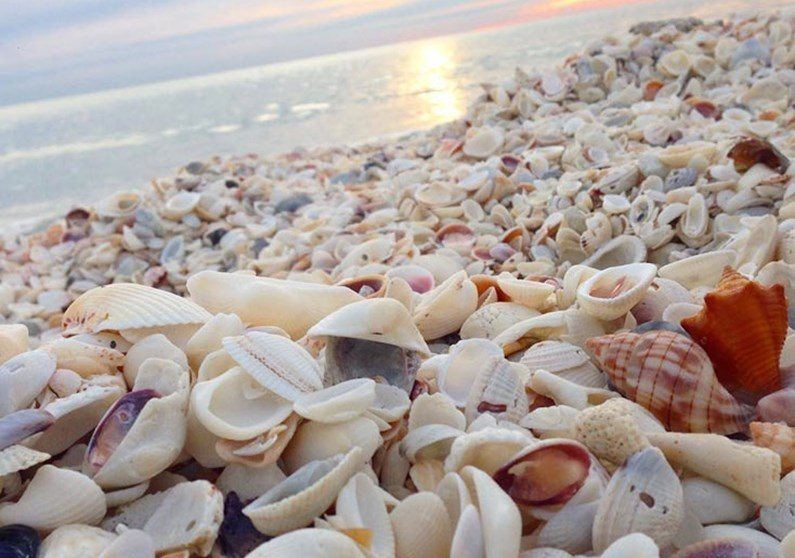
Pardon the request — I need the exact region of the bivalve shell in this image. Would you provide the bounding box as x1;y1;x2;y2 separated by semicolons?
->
293;378;376;423
246;529;366;558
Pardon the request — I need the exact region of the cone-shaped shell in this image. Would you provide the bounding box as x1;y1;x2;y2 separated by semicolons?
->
0;465;106;531
413;270;478;340
750;421;795;473
186;270;361;339
246;529;366;558
223;332;323;402
587;330;750;434
308;298;429;354
577;263;657;321
62;283;211;336
244;447;364;535
681;267;786;404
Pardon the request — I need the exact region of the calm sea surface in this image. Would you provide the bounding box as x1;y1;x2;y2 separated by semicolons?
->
0;0;789;226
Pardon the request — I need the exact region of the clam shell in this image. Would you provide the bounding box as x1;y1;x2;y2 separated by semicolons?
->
647;431;780;506
244;447;364;535
246;528;366;558
216;463;286;501
123;333;188;387
520;341;606;388
682;477;757;525
536;499;600;554
577;263;657;320
671;538;759;558
658;250;737;289
192;366;293;440
465;357;528;424
98;529;155;558
95;190;141;218
587;330;750;434
369;383;411;423
0;444;50;476
390;491;453;558
493;311;568;356
450;504;486;558
413;270;478;340
582;235;646;270
601;533;660;558
760;470;795;540
750;421;795;473
40;525;116;557
281;417;380;474
437;338;504;406
0;408;55;451
631;278;694;324
521;405;581;439
401;424;464;463
460;302;540;341
0;349;56;417
215;413;299;467
436;471;473;525
184;313;245;371
408;393;466;431
223;332;323;402
186;270;361;339
336;472;395;558
0;465;106;531
44;338;124;378
460;465;522;558
592;447;684;552
0;324;28;366
494;274;556;309
62;283;211;336
444;427;534;474
294;378;376;423
701;525;781;558
463;126;504;159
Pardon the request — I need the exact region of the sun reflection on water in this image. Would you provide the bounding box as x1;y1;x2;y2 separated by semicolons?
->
402;40;467;125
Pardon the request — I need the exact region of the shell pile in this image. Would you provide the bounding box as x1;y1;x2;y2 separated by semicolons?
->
1;9;795;558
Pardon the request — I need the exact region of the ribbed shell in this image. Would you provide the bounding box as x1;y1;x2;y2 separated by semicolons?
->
62;283;211;335
244;447;364;536
246;529;366;558
390;492;453;558
465;359;529;424
520;340;606;388
587;330;750;434
750;421;795;473
681;268;787;404
223;332;323;402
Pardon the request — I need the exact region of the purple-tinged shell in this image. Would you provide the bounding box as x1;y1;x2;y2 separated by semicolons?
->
218;492;270;558
0;409;54;451
671;538;759;557
86;389;159;472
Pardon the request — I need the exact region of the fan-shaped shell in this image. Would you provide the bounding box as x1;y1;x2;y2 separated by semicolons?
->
461;465;522;558
223;332;323;402
390;491;453;558
520;341;606;388
577;263;657;321
408;393;466;431
62;283;211;336
460;302;540;340
681;268;786;404
243;447;364;535
587;330;750;434
336;473;395;558
0;465;106;531
465;358;529;424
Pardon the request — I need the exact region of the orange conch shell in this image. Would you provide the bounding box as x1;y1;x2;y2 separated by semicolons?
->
587;330;750;434
681;267;786;404
750;421;795;473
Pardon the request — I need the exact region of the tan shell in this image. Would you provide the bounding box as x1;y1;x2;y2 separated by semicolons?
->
460;465;522;558
413;270;479;340
62;283;211;336
390;491;454;558
493;311;568;355
40;525;116;557
186;270;361;339
335;472;395;558
658;250;737;289
0;324;28;366
184;312;245;371
576;263;657;320
0;465;106;531
408;393;466;431
460;302;540;340
281;417;380;474
215;413;299;467
123;333;188;387
44;337;124;378
400;424;464;463
244;447;364;535
0;444;50;477
529;369;617;410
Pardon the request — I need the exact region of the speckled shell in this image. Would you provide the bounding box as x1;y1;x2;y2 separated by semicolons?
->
681;267;786;404
750;421;795;473
587;330;750;434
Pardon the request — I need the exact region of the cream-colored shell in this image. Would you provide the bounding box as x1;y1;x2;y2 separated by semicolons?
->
0;465;106;531
244;447;364;535
98;529;155;558
293;378;376;423
496;273;556;309
184;312;245;370
529;369;617;410
369;383;411;423
760;470;795;540
186;270;361;338
413;270;478;340
0;444;50;476
444;427;534;474
437;338;504;407
657;250;737;289
390;491;454;558
0;324;29;366
435;471;473;525
44;337;124;377
40;525;116;558
521;405;582;439
309;297;430;354
281;416;381;474
493;311;568;355
460;302;540;340
123;333;188;387
460;466;522;558
0;348;56;417
682;477;757;526
336;472;396;558
401;424;465;463
246;528;366;558
519;340;606;388
62;282;212;336
576;263;657;321
408;393;466;431
216;463;286;501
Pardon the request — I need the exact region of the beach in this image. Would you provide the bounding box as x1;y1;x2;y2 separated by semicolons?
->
0;8;793;558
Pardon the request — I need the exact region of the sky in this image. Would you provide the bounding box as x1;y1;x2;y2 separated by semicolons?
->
0;0;635;106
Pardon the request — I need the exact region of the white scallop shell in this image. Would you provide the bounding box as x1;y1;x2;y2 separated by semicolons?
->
437;339;504;407
436;471;473;525
0;465;106;531
390;491;454;558
450;504;486;558
576;263;657;321
465;359;529;424
293;378;376;423
223;332;323;402
520;341;606;388
62;282;212;336
244;447;364;536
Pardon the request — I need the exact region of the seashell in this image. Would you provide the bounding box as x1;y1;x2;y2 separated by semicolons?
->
587;330;750;434
246;528;366;558
728;137;789;174
463;127;504;159
436;338;504;406
336;473;395;558
223;332;323;402
465;357;529;424
574;400;650;465
162;191;201;219
647;431;780;506
444;427;534;474
631;278;694;323
104;481;150;508
494;311;568;356
337;274;387;298
309;298;429;392
390;491;453;558
45;337;124;379
592;447;683;552
384;276;415;313
701;525;780;558
492;274;556;309
582;235;647;270
535;497;600;554
750;421;795;473
0;349;56;417
408;392;466;431
577;263;657;320
528;369;616;410
0;524;40;558
40;525;116;558
88;360;189;489
95;191;141;218
216;463;285;501
401;424;464;463
0;465;106;531
671;538;759;558
215;412;297;467
658;49;691;77
461;465;522;558
681;477;757;525
0;324;28;366
186;271;361;339
658;251;737;290
184;313;245;371
760;470;795;540
0;444;50;477
244;447;364;535
450;504;485;558
369;383;411;424
493;438;593;508
294;378;376;423
520;405;581;439
192;366;293;440
661;303;701;328
755;388;795;426
658;142;716;169
123;333;188;387
62;282;211;338
435;471;472;525
681;268;786;404
520;341;606;388
414;182;465;208
98;529;155;558
281;416;380;474
413;270;479;340
386;265;436;294
601;533;660;558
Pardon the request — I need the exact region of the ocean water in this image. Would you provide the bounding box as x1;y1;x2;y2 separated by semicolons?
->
0;0;789;226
